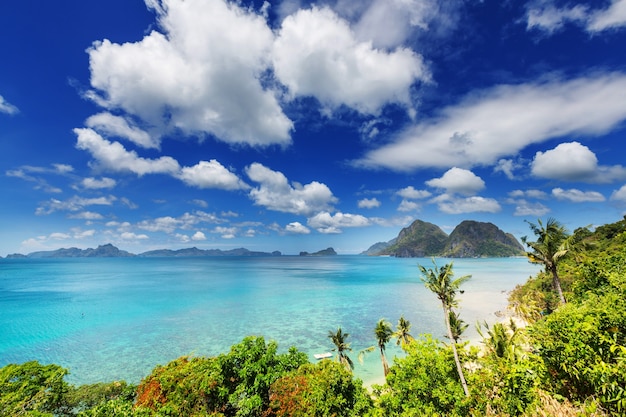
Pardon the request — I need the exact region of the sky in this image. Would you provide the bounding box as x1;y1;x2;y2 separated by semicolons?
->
1;0;626;256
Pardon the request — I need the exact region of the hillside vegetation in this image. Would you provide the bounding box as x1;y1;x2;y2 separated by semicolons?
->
2;217;625;416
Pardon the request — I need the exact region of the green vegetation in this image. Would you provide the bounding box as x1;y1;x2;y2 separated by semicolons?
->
2;216;625;415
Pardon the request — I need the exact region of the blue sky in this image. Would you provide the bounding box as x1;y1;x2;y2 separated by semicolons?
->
2;0;626;256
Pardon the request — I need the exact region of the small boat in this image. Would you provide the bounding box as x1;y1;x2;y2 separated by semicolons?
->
313;352;333;360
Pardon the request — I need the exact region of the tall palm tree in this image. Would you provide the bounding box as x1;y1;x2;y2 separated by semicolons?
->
328;327;354;371
374;319;394;376
393;316;415;349
419;260;471;397
448;310;468;343
521;218;572;304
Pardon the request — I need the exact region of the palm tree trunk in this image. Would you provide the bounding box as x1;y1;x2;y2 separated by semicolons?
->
550;266;566;304
380;348;389;377
444;304;470;397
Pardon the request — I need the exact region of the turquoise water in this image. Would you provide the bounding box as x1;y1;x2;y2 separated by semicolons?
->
0;256;540;385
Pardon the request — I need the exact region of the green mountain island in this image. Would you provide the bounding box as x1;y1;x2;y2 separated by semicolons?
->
363;219;524;258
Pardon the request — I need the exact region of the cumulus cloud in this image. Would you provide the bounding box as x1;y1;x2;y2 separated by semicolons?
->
82;177;116;189
307;211;371;233
136;210;226;234
358;198;381;209
552;187;606;202
213;226;237;239
356;73;626;171
75;128;180;176
431;194;501;214
526;0;626;34
178;160;249;190
0;94;19;115
68;211;105;220
426;167;485;196
611;184;626;201
509;189;549;199
86;0;292;147
494;158;524;180
531;141;626;183
396;186;431;199
272;6;428;115
191;231;206;241
285;222;311;234
120;232;149;240
398;199;420;212
246;163;337;216
512;200;551;217
86;112;158;149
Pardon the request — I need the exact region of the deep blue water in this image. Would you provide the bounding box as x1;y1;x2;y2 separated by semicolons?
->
0;256;540;385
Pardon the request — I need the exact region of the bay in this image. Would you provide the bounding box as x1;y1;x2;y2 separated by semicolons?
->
0;256;540;385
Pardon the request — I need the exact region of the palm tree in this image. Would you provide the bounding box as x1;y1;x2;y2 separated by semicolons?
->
521;218;572;304
328;327;354;371
448;310;468;343
374;319;394;376
393;316;415;349
419;260;471;397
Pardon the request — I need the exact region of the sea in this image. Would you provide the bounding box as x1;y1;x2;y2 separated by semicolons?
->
0;256;540;386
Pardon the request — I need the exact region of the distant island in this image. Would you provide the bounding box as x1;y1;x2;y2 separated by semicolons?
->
5;244;282;259
362;219;524;258
299;247;337;256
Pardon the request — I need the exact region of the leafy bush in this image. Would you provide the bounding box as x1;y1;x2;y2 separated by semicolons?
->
269;360;372;416
0;361;69;416
134;336;308;416
373;335;470;416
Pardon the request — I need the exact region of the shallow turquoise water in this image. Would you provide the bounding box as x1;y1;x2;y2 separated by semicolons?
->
0;256;540;385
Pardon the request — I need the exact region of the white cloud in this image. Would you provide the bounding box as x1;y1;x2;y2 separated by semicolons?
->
178;160;249;190
494;158;524;180
531;141;597;181
588;0;626;31
82;177;117;189
75;128;180;176
213;226;237;239
610;184;626;201
137;216;180;233
509;189;548;199
86;112;158;149
526;3;588;34
526;0;626;34
307;211;371;233
512;200;551;217
69;211;104;220
285;222;311;234
531;141;626;183
0;94;19;115
396;186;431;199
398;199;420;212
431;194;501;214
552;188;606;202
356;73;626;171
246;163;337;216
272;6;428;115
426;167;485;196
120;232;149;240
86;0;293;147
352;0;443;48
358;198;381;209
191;231;206;241
36;195;117;215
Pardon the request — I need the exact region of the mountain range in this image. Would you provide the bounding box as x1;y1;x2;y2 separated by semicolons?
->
3;220;525;259
362;219;525;258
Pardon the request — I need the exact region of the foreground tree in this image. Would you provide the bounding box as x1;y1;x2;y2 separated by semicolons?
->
328;327;354;372
419;260;471;397
521;218;572;304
